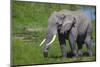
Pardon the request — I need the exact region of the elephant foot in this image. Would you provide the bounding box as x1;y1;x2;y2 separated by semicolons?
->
72;51;78;57
78;50;83;56
43;51;48;58
73;54;78;58
62;52;67;58
88;51;93;57
62;54;67;58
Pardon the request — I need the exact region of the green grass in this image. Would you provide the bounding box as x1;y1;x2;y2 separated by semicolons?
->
12;34;96;65
11;1;96;66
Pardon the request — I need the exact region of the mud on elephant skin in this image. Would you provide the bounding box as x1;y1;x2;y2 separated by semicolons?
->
40;9;93;58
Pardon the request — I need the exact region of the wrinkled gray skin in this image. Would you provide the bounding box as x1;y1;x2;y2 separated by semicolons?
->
43;10;93;58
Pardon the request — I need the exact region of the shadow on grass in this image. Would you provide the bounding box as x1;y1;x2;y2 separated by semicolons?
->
48;52;73;59
48;52;95;59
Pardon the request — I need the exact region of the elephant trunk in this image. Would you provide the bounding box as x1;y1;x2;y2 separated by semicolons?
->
46;34;56;46
40;35;56;46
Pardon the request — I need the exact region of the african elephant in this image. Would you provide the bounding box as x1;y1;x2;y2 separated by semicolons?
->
40;10;93;58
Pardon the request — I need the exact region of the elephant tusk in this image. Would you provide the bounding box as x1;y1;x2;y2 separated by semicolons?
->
40;35;56;46
40;39;46;46
47;34;56;46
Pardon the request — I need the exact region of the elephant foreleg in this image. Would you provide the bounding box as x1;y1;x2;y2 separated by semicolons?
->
58;32;67;58
77;41;83;56
69;28;78;57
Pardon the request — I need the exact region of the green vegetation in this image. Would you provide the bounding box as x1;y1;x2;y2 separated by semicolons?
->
12;1;96;66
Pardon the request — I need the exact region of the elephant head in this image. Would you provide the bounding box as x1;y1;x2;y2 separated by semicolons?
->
40;11;76;46
59;14;76;34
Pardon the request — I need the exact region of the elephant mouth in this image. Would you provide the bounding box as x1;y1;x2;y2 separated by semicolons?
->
59;29;67;34
57;24;62;30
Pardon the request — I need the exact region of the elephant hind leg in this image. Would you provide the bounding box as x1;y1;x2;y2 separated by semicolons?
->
85;36;93;56
77;41;83;56
84;22;93;56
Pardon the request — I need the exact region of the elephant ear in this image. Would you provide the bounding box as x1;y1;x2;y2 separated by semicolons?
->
71;17;76;27
67;17;77;31
60;16;76;33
